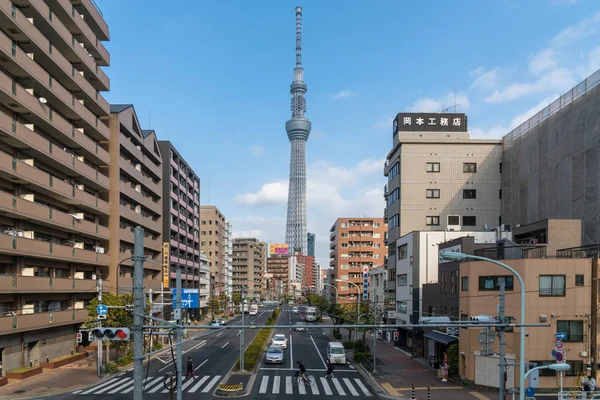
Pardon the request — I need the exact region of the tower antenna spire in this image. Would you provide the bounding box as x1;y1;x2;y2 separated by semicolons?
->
296;6;302;67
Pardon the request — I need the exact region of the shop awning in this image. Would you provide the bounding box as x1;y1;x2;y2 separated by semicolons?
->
423;331;458;345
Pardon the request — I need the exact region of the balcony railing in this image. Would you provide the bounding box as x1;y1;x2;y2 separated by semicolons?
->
474;244;547;260
556;245;600;259
0;309;88;334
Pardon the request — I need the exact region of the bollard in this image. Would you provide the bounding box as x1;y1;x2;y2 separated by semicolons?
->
428;385;431;400
412;383;415;399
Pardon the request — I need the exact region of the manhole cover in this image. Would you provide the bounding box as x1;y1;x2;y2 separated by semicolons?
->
14;390;26;393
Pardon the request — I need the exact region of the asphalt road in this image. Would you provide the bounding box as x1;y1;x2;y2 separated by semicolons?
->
52;309;275;399
251;308;379;399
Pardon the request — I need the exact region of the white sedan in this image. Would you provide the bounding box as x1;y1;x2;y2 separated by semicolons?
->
271;334;288;350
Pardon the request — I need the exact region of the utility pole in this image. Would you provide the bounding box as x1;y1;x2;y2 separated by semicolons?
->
498;277;506;400
591;258;598;377
97;273;103;377
176;265;183;400
133;227;145;400
240;285;245;371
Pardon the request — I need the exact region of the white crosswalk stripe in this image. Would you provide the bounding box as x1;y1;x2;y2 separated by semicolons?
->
255;374;371;396
75;375;223;395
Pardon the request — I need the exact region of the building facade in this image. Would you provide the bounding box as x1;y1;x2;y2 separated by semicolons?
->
231;238;266;298
108;105;163;297
200;206;228;295
384;112;502;307
307;233;315;257
198;252;210;312
266;255;291;300
224;220;233;298
158;141;200;292
0;0;111;371
329;218;387;304
368;266;387;305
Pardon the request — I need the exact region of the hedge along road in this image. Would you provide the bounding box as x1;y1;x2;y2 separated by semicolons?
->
235;307;281;371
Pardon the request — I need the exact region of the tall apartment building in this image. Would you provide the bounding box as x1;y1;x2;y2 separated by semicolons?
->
108;105;162;296
267;255;290;299
311;263;321;292
307;233;315;257
300;254;314;292
329;218;387;303
224;220;232;298
0;0;110;371
231;238;266;298
383;112;502;302
200;206;228;295
158;141;200;292
198;252;210;312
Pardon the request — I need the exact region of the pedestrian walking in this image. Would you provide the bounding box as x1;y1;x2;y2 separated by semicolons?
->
325;360;335;378
186;357;195;380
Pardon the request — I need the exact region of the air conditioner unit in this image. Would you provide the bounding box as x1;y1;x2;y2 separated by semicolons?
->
447;215;461;231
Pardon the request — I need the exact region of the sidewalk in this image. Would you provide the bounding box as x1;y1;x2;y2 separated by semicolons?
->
363;336;495;400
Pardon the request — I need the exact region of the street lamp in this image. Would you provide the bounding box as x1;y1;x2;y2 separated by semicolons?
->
441;251;526;400
323;283;339;304
335;279;361;340
524;363;570;394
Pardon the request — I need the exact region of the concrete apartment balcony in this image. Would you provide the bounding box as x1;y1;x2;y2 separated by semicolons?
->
119;135;161;179
119;227;161;253
0;111;109;191
119;160;161;198
46;0;109;66
118;204;159;235
0;0;109;116
71;0;109;41
118;277;160;292
118;181;160;215
0;150;109;216
10;0;109;91
0;190;109;239
0;232;109;265
0;274;97;293
0;308;88;334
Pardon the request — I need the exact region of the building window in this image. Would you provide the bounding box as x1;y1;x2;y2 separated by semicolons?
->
499;163;502;173
387;188;399;206
557;320;584;342
373;233;381;238
426;216;440;226
463;189;477;199
388;163;399;181
499;189;502;199
461;276;468;291
426;189;440;199
373;222;380;228
463;216;476;226
426;162;440;173
575;274;584;286
397;301;407;314
388;214;399;229
463;163;477;173
539;275;566;296
397;244;408;260
479;276;514;291
397;274;407;286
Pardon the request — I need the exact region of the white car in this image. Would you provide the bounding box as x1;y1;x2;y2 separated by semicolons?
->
271;334;288;349
292;307;299;314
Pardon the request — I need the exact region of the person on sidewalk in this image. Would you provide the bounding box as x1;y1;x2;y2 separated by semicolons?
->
325;360;335;378
186;357;195;380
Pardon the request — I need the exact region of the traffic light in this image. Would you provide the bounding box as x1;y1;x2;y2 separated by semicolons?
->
91;328;130;341
76;332;82;343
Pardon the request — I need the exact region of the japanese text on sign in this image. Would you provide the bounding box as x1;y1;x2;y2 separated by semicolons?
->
162;242;170;288
393;113;468;135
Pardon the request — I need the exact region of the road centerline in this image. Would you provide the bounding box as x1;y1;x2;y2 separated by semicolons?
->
310;334;327;368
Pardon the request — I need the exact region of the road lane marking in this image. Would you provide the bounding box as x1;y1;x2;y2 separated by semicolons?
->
298;378;307;394
124;376;161;393
273;376;281;394
80;378;119;394
148;377;167;393
259;367;357;372
107;379;135;394
470;392;492;400
194;358;208;371
188;376;209;393
354;378;373;396
221;341;229;349
320;377;333;395
259;376;269;393
310;335;327;368
72;390;82;394
201;375;221;393
216;331;223;337
343;377;360;396
93;378;131;394
310;377;320;395
331;377;346;395
236;330;240;336
285;375;293;394
289;334;294;369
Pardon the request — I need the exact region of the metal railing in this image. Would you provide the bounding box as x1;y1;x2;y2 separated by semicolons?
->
556;244;600;259
505;69;600;141
474;244;547;260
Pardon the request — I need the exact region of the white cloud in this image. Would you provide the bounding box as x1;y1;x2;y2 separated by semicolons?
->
373;114;395;131
528;49;557;75
551;11;600;47
484;67;574;103
469;66;486;78
575;46;600;79
231;157;386;266
331;89;356;99
471;68;500;90
249;145;265;156
407;93;470;112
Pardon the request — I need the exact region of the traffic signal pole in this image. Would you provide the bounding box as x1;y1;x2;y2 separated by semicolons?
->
133;227;145;400
176;265;183;400
97;274;103;377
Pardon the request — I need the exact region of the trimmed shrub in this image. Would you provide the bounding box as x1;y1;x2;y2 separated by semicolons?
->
342;340;354;349
105;361;118;373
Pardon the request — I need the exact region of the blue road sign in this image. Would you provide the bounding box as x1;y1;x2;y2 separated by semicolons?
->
525;387;535;397
96;304;108;316
172;288;199;309
556;332;567;340
555;352;564;362
363;294;369;300
551;349;556;357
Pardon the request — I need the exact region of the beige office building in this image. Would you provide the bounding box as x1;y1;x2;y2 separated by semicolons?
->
200;206;228;295
231;238;266;298
0;0;110;372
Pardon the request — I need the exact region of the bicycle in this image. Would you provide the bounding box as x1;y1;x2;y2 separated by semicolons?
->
292;371;314;386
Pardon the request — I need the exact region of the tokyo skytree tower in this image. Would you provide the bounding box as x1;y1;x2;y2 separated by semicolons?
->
285;6;311;255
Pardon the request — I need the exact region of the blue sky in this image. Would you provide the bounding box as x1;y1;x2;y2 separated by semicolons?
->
99;0;600;266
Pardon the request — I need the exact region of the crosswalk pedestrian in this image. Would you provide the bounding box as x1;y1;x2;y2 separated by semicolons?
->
74;374;222;396
257;374;373;396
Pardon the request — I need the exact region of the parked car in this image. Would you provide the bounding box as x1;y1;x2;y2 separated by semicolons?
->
220;318;227;326
265;345;284;364
271;334;288;349
294;322;306;332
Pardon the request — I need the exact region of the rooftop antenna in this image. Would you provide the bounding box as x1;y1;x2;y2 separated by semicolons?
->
441;84;460;113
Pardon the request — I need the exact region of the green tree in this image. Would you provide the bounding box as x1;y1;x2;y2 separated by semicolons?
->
446;343;459;377
232;293;242;305
218;293;229;312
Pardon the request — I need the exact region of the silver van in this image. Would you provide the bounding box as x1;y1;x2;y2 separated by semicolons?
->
326;341;346;364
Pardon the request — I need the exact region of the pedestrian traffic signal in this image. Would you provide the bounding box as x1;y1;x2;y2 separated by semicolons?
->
91;328;130;341
76;332;82;343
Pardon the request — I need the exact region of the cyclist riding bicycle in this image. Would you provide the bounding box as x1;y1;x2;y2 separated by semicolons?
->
296;361;307;382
